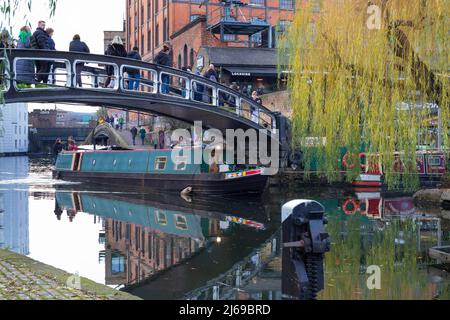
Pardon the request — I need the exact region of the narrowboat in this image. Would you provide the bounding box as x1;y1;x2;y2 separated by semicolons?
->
53;148;269;196
349;150;448;190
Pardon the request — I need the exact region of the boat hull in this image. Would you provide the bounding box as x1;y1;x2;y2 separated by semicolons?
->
53;170;269;196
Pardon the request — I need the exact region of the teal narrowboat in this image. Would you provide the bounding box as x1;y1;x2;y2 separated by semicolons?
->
53;148;269;196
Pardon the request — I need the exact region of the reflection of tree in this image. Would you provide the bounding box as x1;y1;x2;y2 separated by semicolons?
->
320;213;449;300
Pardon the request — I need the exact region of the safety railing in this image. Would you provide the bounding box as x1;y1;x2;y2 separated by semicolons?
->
2;49;277;131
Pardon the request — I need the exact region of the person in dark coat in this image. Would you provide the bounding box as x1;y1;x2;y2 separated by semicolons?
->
153;42;172;94
69;34;90;87
31;21;50;84
16;26;35;87
130;126;138;146
126;46;142;90
104;36;127;88
203;64;218;103
53;138;63;164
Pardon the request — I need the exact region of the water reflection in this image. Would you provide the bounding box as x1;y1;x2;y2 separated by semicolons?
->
54;190;277;298
0;157;29;255
0;157;449;300
316;191;449;300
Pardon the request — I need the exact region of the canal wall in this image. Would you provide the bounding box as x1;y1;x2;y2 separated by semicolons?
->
0;249;141;300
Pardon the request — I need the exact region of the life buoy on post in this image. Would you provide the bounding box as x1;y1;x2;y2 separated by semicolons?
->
343;198;358;215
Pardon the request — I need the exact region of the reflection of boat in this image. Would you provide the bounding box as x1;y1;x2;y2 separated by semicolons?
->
54;190;275;298
53;148;269;196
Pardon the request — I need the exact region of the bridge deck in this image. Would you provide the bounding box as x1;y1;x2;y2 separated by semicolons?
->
1;49;279;136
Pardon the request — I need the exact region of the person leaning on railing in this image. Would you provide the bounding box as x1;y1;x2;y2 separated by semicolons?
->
104;36;127;88
126;46;142;90
69;34;90;87
16;26;35;88
153;42;172;94
31;21;50;84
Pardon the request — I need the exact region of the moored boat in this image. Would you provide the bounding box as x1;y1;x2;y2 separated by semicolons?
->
350;150;448;189
53;148;269;196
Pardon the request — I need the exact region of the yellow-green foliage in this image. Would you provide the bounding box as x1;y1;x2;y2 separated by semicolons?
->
279;0;449;190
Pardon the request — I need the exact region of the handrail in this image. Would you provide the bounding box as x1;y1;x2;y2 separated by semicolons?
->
1;49;277;131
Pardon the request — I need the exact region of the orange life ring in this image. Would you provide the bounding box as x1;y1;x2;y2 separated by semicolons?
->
343;198;359;215
342;153;357;169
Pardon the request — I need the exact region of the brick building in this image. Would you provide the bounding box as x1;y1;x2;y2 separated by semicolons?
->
125;0;295;72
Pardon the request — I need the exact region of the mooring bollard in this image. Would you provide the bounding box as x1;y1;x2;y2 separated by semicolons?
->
282;200;331;300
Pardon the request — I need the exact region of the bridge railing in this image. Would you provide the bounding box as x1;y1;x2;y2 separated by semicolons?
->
2;49;277;131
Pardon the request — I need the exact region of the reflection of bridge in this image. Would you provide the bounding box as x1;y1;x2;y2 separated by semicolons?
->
1;49;282;136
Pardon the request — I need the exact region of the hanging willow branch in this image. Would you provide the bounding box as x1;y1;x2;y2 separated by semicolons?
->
279;0;449;190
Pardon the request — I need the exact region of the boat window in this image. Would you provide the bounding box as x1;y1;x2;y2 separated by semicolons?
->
174;156;187;171
428;156;441;166
155;157;167;171
156;210;167;225
175;215;188;230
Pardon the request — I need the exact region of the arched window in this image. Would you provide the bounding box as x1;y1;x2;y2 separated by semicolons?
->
190;48;194;69
183;45;188;69
178;54;182;69
155;24;159;47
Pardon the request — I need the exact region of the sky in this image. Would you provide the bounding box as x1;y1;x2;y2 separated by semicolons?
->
8;0;125;113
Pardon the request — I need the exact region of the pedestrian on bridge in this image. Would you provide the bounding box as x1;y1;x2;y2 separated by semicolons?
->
126;46;142;90
104;36;127;88
31;21;50;84
16;26;35;87
46;28;57;85
154;42;172;94
251;91;262;124
69;34;90;87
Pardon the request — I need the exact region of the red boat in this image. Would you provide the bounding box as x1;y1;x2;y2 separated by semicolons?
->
350;151;447;189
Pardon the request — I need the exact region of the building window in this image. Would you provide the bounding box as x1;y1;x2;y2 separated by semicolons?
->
223;34;236;42
277;20;291;39
251;32;262;47
163;18;168;41
147;30;151;52
154;0;159;12
178;54;182;69
183;45;188;68
155;24;159;47
141;34;145;52
280;0;294;10
190;48;194;69
190;14;201;22
250;0;264;5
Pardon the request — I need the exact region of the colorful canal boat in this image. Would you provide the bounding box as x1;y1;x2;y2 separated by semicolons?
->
350;151;448;189
53;148;269;196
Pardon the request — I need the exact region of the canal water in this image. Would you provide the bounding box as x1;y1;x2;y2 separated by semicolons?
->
0;156;449;300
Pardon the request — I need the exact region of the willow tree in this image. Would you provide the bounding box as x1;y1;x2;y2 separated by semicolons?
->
280;0;449;190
